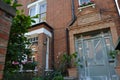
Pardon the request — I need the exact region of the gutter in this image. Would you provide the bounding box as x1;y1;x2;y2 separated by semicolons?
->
69;0;77;26
66;0;76;55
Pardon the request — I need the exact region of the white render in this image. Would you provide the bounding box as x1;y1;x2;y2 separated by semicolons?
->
45;37;49;70
25;28;52;37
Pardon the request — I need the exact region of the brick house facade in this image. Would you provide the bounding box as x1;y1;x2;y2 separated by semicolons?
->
17;0;120;79
0;1;15;79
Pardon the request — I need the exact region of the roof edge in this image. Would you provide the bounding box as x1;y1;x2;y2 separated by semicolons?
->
30;22;53;30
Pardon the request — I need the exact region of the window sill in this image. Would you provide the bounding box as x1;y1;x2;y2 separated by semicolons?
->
19;69;38;72
78;3;95;11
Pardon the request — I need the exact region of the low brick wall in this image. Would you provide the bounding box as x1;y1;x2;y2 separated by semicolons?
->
0;1;15;79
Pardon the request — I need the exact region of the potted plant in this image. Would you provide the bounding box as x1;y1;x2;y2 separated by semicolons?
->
109;50;120;76
61;52;80;78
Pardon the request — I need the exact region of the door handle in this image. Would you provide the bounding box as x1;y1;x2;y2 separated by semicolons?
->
85;60;88;67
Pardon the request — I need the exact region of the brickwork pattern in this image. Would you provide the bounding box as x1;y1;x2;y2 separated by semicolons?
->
17;0;120;77
0;10;12;79
17;0;73;68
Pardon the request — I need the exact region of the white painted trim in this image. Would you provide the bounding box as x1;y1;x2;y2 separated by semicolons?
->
78;3;95;11
78;0;80;5
115;0;120;15
25;28;52;37
27;0;46;8
45;37;49;70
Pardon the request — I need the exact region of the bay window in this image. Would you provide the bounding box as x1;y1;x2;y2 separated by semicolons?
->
28;0;47;25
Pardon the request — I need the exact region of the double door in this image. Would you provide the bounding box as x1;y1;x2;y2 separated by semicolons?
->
75;33;118;80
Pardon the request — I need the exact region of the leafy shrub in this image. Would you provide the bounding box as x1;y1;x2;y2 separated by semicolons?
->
23;61;37;70
32;77;44;80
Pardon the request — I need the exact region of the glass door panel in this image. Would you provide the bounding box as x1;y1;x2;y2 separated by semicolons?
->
84;38;108;79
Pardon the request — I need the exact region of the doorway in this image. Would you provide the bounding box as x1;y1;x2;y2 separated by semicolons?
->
75;31;118;80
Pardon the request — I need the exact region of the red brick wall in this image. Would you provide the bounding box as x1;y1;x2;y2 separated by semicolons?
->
47;0;72;65
74;0;118;15
37;33;53;75
17;0;31;15
17;0;72;66
17;0;120;68
0;1;15;79
37;33;46;75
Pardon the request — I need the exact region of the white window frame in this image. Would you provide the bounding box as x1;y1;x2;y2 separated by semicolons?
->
29;6;36;17
45;37;49;70
28;37;38;43
28;0;47;24
39;3;47;22
115;0;120;16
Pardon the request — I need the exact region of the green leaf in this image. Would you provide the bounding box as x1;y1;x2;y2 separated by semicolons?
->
5;9;33;72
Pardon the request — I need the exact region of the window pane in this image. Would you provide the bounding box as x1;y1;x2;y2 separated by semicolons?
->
94;39;105;65
40;13;46;22
84;40;94;65
40;3;46;13
79;0;90;4
29;6;35;17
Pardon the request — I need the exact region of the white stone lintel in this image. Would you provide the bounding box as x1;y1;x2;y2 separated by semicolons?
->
25;28;52;37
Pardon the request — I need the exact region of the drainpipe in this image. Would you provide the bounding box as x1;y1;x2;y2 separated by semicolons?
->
51;30;54;69
66;28;70;55
69;0;77;26
66;0;76;55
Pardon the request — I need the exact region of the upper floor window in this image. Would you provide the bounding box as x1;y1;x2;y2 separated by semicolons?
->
78;0;94;7
28;0;47;25
79;0;90;5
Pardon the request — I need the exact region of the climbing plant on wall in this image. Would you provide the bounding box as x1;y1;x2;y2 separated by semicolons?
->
3;0;36;72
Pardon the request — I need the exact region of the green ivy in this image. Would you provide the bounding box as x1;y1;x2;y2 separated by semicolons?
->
23;61;37;70
3;0;36;72
109;50;120;59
